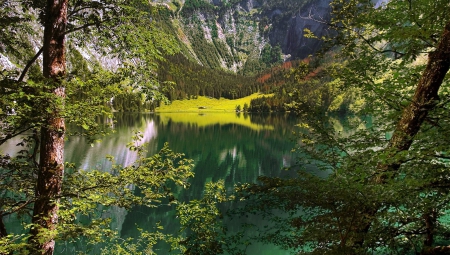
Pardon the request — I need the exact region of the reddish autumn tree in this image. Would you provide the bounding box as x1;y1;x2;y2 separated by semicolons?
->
237;1;450;254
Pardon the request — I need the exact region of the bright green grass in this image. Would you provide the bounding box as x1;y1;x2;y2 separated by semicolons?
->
156;93;272;113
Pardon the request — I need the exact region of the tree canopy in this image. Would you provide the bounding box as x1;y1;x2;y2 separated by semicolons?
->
236;0;450;254
0;0;186;254
2;0;450;254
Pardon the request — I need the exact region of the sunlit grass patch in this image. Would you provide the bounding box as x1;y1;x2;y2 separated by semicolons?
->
156;93;272;113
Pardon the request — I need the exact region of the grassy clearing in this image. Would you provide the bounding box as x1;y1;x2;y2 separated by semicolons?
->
156;93;272;113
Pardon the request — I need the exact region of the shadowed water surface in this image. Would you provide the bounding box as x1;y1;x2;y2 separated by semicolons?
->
2;112;302;254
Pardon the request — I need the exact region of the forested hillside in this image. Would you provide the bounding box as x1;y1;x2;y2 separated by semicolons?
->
158;53;259;100
0;0;330;75
174;0;330;74
3;0;450;254
0;0;332;113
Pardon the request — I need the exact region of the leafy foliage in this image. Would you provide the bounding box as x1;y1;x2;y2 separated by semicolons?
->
234;0;450;254
0;133;194;253
0;0;187;253
177;180;230;255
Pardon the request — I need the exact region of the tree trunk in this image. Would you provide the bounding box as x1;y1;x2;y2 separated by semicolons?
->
353;20;450;251
0;214;12;255
377;20;450;176
28;0;68;254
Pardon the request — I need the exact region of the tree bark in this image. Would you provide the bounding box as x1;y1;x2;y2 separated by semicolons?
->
28;0;67;254
353;20;450;251
378;20;450;175
0;214;12;255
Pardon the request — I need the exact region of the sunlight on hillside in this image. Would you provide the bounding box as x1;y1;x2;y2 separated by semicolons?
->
158;112;274;131
156;93;272;113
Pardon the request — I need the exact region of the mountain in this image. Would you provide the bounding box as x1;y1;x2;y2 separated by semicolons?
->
161;0;331;74
0;0;331;77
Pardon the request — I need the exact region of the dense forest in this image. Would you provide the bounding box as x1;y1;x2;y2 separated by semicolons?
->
158;54;259;100
2;0;450;254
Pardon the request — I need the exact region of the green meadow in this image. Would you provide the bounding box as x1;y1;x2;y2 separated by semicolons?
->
156;93;271;113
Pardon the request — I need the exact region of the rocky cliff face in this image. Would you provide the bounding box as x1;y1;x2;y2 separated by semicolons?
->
0;0;332;75
267;0;331;59
172;0;331;73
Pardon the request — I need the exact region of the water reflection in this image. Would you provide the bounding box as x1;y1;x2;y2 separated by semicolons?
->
1;112;301;254
115;113;297;255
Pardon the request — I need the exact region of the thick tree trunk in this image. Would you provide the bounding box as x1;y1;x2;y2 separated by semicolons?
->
0;214;12;255
377;20;450;176
352;21;450;252
28;0;67;254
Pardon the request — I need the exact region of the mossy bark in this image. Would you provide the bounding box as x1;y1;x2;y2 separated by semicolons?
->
28;0;67;254
353;21;450;253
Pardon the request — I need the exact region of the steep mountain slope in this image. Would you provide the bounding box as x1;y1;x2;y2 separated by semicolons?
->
0;0;331;77
167;0;331;74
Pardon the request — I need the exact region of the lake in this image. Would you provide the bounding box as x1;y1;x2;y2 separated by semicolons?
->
2;112;303;254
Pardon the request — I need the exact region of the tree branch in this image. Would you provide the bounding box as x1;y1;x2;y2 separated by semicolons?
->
1;199;35;217
17;47;43;83
421;245;450;255
355;30;405;57
0;126;34;146
301;9;407;58
65;22;102;35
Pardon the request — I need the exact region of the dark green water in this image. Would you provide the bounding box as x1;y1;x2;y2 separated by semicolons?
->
66;113;299;191
69;113;299;254
3;112;301;254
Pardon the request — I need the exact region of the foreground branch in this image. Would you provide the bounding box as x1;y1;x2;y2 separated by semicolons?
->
18;47;43;83
353;20;450;251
